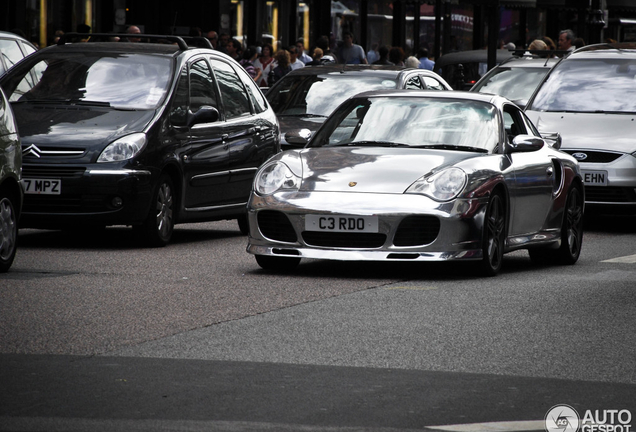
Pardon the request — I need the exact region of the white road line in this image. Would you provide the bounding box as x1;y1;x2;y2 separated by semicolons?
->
426;421;545;432
602;254;636;263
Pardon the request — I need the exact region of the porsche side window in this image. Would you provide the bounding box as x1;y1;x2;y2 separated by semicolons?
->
405;76;423;90
209;59;251;119
328;104;366;144
503;106;527;141
423;76;446;91
189;59;219;114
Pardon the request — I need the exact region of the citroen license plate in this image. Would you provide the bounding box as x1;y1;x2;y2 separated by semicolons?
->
305;214;378;233
582;170;607;186
22;178;61;195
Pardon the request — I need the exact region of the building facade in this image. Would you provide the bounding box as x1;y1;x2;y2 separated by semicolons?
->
3;0;636;60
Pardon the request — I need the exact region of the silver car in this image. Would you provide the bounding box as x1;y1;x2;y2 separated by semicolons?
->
247;91;584;276
525;43;636;213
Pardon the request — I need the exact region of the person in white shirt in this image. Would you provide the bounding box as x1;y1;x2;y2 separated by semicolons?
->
288;46;305;70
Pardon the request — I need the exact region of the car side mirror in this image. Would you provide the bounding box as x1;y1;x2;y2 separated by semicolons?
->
508;134;545;153
285;128;312;145
188;106;220;127
540;132;562;150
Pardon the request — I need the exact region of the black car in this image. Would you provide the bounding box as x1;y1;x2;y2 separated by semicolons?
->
0;87;22;272
0;34;280;245
265;65;452;148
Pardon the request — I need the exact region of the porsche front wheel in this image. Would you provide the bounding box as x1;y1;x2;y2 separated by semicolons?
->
478;192;505;276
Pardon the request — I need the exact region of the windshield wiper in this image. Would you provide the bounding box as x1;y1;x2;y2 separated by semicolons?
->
279;113;327;118
335;141;410;148
13;98;111;107
415;144;488;153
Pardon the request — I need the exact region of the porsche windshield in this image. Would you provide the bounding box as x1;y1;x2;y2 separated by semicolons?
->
267;74;399;117
529;58;636;113
6;53;172;110
314;97;499;152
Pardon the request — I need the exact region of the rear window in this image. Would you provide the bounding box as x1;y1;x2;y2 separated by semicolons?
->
267;74;398;117
528;58;636;113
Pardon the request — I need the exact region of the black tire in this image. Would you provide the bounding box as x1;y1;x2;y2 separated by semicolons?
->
0;193;19;273
139;174;175;247
529;184;583;265
237;213;249;235
255;254;300;271
477;192;505;276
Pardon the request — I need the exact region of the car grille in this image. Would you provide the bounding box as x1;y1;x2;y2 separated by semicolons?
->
22;165;86;178
22;144;86;159
585;186;636;203
393;215;440;246
257;210;297;242
561;150;622;164
302;231;387;248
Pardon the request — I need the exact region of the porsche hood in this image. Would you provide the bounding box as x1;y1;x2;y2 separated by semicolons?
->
283;147;478;194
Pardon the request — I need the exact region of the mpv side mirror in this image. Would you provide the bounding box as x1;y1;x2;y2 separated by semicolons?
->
189;106;220;127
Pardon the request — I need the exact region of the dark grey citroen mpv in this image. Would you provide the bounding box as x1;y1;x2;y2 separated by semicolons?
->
0;33;280;246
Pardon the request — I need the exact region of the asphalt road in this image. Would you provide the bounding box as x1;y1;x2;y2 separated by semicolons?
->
1;214;635;431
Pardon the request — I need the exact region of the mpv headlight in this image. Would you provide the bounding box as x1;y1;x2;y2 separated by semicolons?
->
255;161;300;195
97;133;147;162
406;167;467;201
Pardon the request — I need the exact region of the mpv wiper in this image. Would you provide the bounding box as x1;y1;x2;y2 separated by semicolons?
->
13;99;111;107
416;144;488;153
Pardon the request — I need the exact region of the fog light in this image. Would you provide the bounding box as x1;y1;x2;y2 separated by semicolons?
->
111;196;123;208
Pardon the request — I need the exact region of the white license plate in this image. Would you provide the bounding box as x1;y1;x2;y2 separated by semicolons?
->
22;178;61;195
582;170;608;186
305;214;379;233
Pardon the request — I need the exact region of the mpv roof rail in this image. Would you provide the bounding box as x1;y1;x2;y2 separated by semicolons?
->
57;33;214;51
573;42;636;53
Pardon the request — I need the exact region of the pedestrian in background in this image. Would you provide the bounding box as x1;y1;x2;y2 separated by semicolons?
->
268;49;292;87
295;39;312;64
306;47;324;65
418;48;435;70
288;46;305;70
338;31;367;64
558;29;575;53
254;43;275;87
373;45;393;65
366;43;380;64
240;46;262;83
389;46;405;66
405;56;420;68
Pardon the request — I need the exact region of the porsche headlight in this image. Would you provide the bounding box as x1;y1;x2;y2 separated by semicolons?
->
97;133;147;163
255;161;300;195
406;167;467;201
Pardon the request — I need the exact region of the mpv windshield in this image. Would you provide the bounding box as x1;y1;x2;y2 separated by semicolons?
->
529;58;636;113
267;74;399;117
5;53;172;110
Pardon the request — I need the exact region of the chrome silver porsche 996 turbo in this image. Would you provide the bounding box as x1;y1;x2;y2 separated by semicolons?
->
246;91;584;276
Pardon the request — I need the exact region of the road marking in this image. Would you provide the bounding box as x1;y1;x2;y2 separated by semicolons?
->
385;286;438;290
426;420;545;432
602;254;636;263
